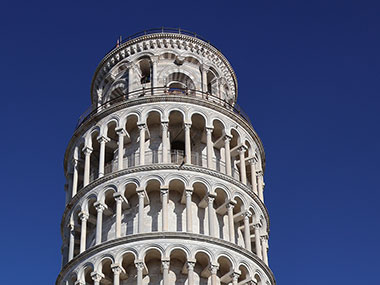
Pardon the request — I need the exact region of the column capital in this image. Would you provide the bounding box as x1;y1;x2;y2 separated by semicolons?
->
82;146;93;155
185;187;193;196
200;63;210;72
97;135;110;144
161;121;169;128
224;134;232;142
79;211;89;221
243;211;252;218
135;260;145;270
94;201;107;212
186;260;196;270
209;264;219;274
113;192;124;202
254;222;261;229
160;186;169;195
74;281;85;285
68;223;75;232
256;170;263;176
115;127;127;136
137;123;146;130
161;259;170;270
231;272;240;281
207;194;216;204
90;272;104;282
137;190;146;198
238;145;248;153
184;122;192;129
111;263;125;275
205;126;214;133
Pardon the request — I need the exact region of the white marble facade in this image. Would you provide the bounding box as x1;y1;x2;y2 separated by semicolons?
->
57;30;275;285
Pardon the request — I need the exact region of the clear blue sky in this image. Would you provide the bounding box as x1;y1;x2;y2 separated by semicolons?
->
1;1;379;284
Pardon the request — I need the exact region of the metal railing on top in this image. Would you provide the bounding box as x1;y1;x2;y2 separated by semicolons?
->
109;27;214;54
76;86;251;130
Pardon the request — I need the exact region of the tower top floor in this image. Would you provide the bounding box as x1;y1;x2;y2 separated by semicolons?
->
90;28;238;109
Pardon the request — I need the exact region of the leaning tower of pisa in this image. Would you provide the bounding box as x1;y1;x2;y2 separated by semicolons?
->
57;28;275;285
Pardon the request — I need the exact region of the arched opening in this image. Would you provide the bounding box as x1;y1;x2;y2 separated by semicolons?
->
86;197;97;248
230;129;241;181
232;196;245;246
192;182;208;235
217;256;233;284
124;114;139;167
99;258;114;284
143;249;163;284
212;119;226;172
138;57;152;85
238;264;250;283
121;252;136;284
166;72;196;95
168;179;186;232
104;121;118;175
123;183;138;235
146;179;162;232
102;189;116;241
194;251;211;284
146;111;162;164
215;188;229;240
190;113;206;166
169;249;188;284
169;111;185;164
84;265;94;285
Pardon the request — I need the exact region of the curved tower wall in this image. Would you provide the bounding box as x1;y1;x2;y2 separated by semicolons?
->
57;30;275;285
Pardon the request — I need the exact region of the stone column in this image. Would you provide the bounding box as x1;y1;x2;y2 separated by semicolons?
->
138;124;146;165
238;146;247;184
152;56;158;88
187;261;195;285
128;63;134;93
83;147;93;187
254;223;262;259
135;261;144;285
249;159;258;195
185;188;193;233
111;264;124;285
91;272;104;285
226;202;235;243
98;136;109;178
161;122;169;163
184;123;192;164
262;236;269;265
206;127;214;169
161;188;169;231
257;171;264;202
71;158;79;197
162;260;170;285
231;272;240;285
94;202;106;245
243;211;252;251
68;224;75;261
207;195;216;237
210;264;219;285
201;64;209;93
114;193;123;238
224;135;232;175
116;128;126;171
79;212;89;253
137;190;145;233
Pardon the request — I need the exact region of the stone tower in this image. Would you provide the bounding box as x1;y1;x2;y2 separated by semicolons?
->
57;28;275;285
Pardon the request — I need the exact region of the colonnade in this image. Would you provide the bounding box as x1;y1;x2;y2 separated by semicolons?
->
69;121;265;202
68;249;264;285
66;186;268;266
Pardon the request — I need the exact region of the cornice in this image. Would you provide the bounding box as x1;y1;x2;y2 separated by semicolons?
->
60;164;270;236
90;33;238;103
63;95;266;173
56;232;276;285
